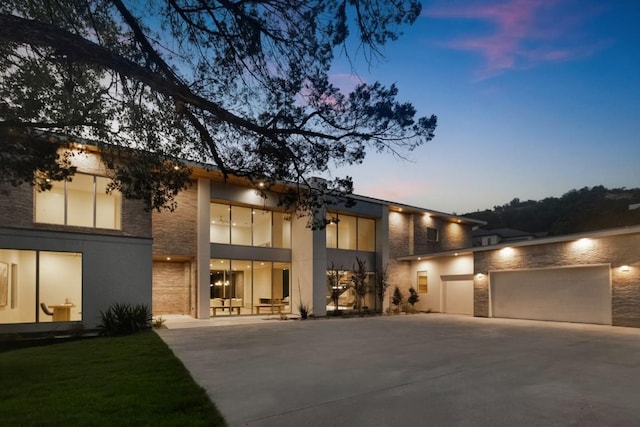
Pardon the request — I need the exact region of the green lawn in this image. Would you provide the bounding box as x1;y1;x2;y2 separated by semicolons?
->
0;331;226;426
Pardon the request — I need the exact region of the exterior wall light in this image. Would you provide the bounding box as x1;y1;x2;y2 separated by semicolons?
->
621;265;630;272
476;273;484;279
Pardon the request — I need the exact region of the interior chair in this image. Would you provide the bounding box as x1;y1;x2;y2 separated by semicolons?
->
40;302;54;316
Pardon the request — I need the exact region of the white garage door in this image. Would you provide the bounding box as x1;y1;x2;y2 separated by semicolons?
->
491;265;611;324
444;280;474;315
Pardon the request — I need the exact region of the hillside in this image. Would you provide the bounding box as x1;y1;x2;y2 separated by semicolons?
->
463;186;640;236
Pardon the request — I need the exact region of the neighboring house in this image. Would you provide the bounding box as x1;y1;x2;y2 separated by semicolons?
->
472;228;534;246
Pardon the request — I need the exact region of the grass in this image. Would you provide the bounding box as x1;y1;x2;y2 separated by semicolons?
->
0;332;226;426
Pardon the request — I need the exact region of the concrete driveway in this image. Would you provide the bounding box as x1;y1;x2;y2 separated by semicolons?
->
157;315;640;426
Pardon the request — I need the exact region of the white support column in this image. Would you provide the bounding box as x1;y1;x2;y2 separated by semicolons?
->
196;178;211;319
291;215;327;317
377;204;390;313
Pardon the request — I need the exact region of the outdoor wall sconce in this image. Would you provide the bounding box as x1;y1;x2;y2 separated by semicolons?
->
476;273;485;279
621;265;630;272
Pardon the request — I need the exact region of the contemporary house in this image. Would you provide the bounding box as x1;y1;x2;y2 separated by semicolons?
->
1;145;639;335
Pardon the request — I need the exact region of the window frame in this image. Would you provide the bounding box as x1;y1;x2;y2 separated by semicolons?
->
34;173;122;230
326;213;376;251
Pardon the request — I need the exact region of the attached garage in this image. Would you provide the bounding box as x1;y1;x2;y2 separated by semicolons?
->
443;279;474;315
490;265;611;325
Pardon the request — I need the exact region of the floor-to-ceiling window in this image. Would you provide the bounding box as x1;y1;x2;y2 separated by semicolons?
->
325;266;375;312
0;249;82;324
210;202;291;248
209;259;290;316
326;213;376;251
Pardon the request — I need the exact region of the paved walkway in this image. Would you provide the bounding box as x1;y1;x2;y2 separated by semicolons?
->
157;314;640;426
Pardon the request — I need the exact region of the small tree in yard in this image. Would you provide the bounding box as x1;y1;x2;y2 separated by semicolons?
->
375;265;390;314
391;286;403;313
408;287;420;313
327;263;343;316
352;257;369;314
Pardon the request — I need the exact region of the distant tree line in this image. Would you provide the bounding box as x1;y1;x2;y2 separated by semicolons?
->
464;186;640;236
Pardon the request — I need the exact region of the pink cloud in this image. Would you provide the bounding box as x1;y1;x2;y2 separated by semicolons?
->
424;0;606;79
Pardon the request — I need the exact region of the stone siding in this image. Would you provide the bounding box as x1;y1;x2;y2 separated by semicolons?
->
414;214;473;254
473;232;640;327
388;211;412;258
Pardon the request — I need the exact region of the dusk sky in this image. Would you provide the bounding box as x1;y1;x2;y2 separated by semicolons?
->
327;0;640;214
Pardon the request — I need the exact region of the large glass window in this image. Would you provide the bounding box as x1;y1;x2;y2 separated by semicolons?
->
35;174;121;229
210;203;291;248
0;249;82;325
231;206;252;245
326;214;376;251
209;259;290;316
338;215;357;250
210;203;231;244
252;210;272;247
358;218;376;251
326;267;375;312
96;177;122;229
326;218;338;248
273;212;291;249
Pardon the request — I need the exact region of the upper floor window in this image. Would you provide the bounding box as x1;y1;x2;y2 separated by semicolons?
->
35;174;122;230
326;214;376;251
426;227;439;242
210;202;291;248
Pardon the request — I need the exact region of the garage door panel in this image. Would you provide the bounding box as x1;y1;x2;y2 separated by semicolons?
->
444;280;473;315
491;266;611;325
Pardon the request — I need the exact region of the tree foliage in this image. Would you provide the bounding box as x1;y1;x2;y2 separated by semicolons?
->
375;264;390;314
465;186;640;235
0;0;436;221
407;286;419;308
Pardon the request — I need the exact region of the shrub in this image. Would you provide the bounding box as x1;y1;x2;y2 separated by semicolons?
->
298;302;310;319
391;286;403;309
408;287;420;312
98;303;152;336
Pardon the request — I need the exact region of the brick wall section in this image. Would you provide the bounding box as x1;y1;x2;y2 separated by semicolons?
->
414;215;473;254
152;181;198;256
388;211;412;258
386;211;413;308
473;232;640;327
152;261;191;314
439;221;473;251
0;183;33;229
0;151;151;238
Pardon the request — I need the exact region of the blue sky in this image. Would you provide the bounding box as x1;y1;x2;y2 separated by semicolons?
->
327;0;640;214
